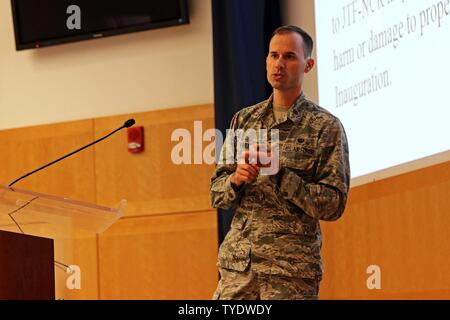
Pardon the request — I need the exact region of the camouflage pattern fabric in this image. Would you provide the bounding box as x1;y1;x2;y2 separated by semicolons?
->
210;92;350;294
213;267;320;300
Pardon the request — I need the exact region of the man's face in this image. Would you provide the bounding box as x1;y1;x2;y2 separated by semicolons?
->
266;32;313;93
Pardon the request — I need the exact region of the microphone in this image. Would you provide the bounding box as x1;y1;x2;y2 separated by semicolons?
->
123;118;135;128
8;118;135;188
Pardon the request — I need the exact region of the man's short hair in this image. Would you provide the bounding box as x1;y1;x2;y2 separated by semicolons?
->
271;25;314;58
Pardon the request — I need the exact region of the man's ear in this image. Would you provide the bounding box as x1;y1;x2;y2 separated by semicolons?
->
305;58;315;73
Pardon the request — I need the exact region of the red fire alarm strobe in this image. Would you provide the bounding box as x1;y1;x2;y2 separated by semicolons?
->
127;126;144;153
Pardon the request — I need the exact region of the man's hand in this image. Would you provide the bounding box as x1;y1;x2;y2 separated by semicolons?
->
231;164;260;187
245;143;280;175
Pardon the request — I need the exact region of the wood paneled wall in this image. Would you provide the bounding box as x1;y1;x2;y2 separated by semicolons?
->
0;105;218;300
93;105;215;217
93;105;218;299
0;120;96;201
1;104;449;299
320;161;450;299
0;120;98;299
98;211;218;299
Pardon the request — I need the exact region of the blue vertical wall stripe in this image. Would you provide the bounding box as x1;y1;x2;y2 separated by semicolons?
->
211;0;281;245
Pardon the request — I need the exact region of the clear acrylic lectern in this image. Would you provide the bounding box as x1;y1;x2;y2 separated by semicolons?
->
0;184;125;300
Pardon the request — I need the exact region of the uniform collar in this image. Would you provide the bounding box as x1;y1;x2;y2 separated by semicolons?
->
257;92;307;125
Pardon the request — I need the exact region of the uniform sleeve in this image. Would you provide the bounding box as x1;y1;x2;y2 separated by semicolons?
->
210;113;246;210
277;117;350;221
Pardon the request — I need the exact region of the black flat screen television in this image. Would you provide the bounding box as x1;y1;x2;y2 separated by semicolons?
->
11;0;189;50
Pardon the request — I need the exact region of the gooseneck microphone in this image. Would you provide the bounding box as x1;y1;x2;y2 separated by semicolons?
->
8;118;135;187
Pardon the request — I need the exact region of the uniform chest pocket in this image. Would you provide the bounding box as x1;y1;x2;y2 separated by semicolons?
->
281;139;317;176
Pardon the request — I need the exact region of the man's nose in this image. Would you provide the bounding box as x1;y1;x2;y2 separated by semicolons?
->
274;57;285;69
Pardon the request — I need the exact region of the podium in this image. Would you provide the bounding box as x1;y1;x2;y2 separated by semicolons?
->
0;184;125;300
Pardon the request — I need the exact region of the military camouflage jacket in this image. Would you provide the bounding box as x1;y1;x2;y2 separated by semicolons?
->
210;93;350;279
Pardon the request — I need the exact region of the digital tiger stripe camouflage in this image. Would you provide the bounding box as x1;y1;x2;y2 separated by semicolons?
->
210;92;350;298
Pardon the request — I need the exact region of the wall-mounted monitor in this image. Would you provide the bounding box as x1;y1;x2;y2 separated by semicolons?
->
11;0;189;50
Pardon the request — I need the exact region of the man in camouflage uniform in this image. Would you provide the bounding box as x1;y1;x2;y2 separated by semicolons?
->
210;25;350;299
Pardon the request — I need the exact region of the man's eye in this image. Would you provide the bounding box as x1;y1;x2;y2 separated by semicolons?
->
270;53;278;59
286;54;295;60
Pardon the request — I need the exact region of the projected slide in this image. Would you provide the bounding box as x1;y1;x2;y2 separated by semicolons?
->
315;0;450;180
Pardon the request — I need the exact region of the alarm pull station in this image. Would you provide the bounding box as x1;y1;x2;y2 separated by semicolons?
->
127;126;144;154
